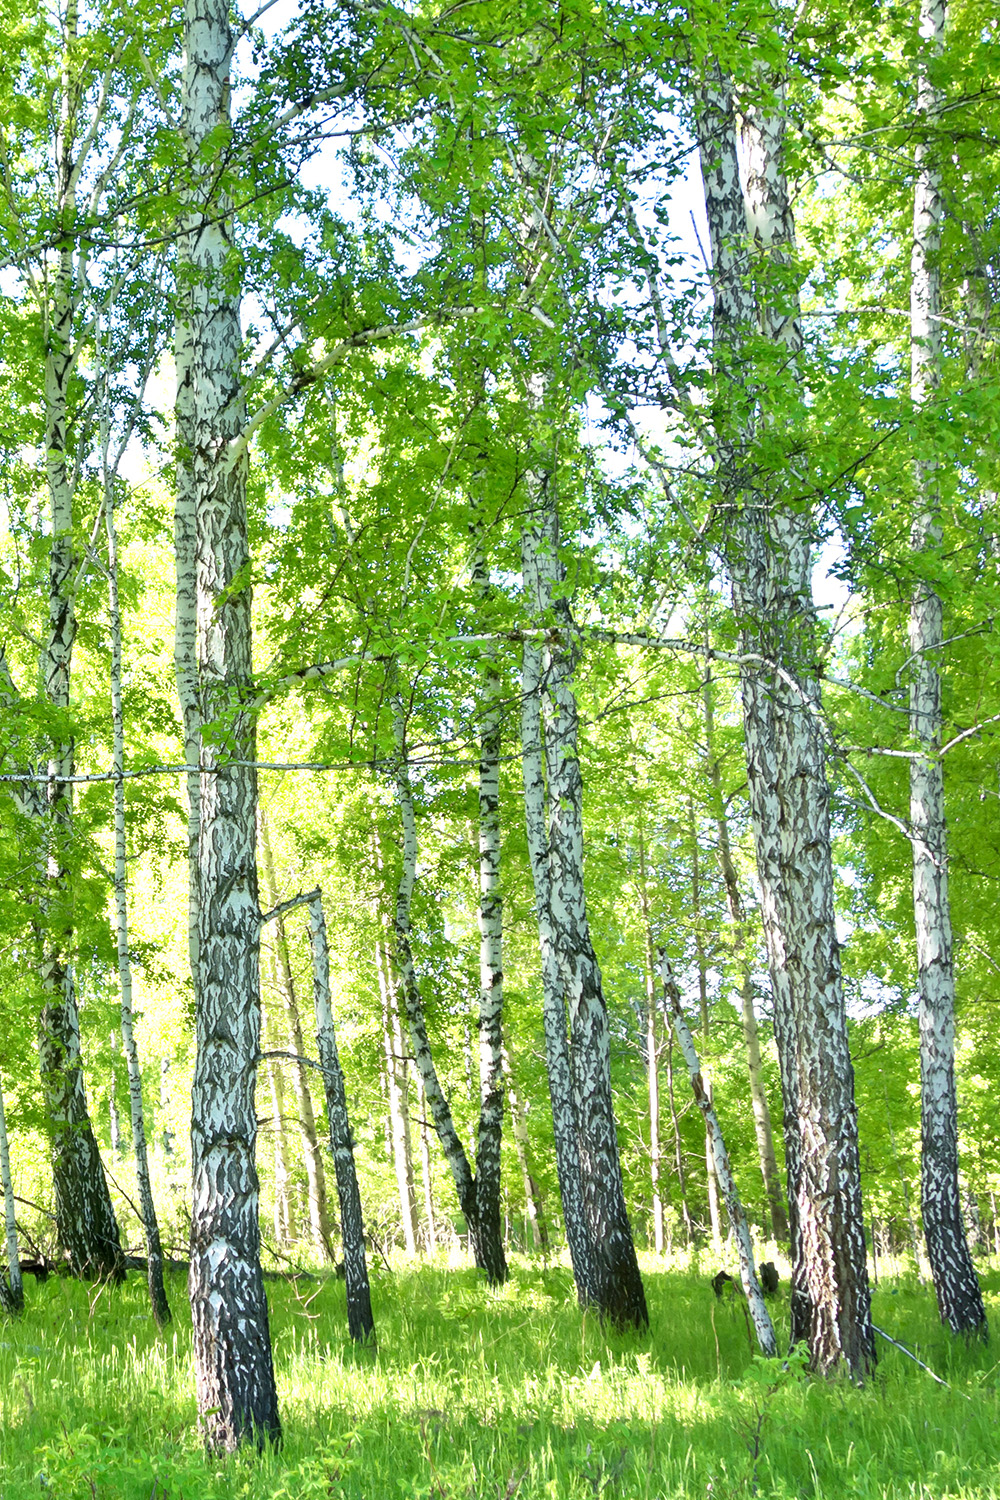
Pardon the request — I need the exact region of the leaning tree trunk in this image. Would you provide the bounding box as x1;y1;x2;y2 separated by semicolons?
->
522;492;647;1331
105;484;170;1327
694;65;873;1376
0;1073;23;1315
309;895;375;1342
391;700;505;1281
661;954;777;1356
178;0;279;1449
908;0;986;1339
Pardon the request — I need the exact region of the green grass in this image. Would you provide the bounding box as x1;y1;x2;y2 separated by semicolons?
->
2;1254;1000;1499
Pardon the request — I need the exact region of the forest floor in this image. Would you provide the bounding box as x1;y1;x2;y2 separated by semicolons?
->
0;1252;998;1499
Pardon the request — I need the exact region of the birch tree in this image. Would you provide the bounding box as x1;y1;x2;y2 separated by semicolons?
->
308;895;374;1342
521;487;647;1330
391;694;508;1284
0;1073;23;1315
105;479;171;1328
691;61;873;1375
907;0;986;1337
660;952;777;1356
176;0;280;1448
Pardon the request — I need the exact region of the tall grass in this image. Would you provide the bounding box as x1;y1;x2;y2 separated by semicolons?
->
1;1254;999;1498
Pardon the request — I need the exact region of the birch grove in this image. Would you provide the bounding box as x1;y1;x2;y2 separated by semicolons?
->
1;0;999;1459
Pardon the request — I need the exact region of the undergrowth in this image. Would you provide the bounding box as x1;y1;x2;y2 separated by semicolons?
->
1;1254;999;1499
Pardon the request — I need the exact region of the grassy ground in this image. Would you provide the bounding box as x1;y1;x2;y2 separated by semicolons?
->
1;1253;999;1499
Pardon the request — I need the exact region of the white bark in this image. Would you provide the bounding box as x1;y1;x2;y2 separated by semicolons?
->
0;1073;23;1314
908;0;986;1337
179;0;279;1449
694;65;873;1375
33;0;125;1284
105;482;170;1327
470;505;507;1283
376;937;419;1255
660;953;777;1356
308;895;374;1342
520;625;597;1299
635;834;664;1255
522;495;647;1330
417;1073;437;1253
690;809;722;1248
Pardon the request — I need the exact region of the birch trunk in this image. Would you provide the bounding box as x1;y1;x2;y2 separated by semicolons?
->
0;1074;23;1314
661;954;777;1355
391;702;506;1281
908;0;986;1338
636;835;664;1255
694;68;873;1375
470;510;508;1285
521;627;599;1301
259;814;334;1261
522;498;647;1330
376;937;419;1255
178;0;279;1448
263;1007;296;1248
417;1074;437;1253
32;0;125;1286
106;485;170;1327
665;1023;694;1244
308;896;374;1342
691;814;722;1247
702;659;788;1241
